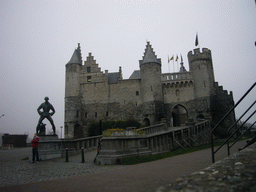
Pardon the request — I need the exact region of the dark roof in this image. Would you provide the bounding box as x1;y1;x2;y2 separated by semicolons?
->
129;70;141;79
67;49;82;65
108;72;119;84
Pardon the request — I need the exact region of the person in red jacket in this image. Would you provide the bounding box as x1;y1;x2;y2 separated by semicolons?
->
31;133;40;163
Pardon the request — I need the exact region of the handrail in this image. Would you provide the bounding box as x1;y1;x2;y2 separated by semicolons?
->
211;82;256;163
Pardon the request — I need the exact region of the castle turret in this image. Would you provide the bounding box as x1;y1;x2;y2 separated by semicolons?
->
139;42;162;102
65;43;82;138
187;48;215;98
139;42;163;124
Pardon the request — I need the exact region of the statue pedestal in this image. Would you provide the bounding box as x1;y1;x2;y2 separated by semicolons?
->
34;134;62;161
38;135;58;141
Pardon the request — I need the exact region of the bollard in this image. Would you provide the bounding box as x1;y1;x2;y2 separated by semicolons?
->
65;148;69;162
81;147;85;163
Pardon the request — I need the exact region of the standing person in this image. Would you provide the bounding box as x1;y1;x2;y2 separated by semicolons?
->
31;133;40;163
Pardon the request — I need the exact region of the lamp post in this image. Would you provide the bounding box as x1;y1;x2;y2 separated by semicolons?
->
60;126;63;139
0;114;4;119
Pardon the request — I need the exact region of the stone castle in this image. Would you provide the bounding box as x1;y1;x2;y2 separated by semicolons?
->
64;42;235;138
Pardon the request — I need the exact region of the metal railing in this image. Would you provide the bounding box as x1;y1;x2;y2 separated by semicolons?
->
211;82;256;163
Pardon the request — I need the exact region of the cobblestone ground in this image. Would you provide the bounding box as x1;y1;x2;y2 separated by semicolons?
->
0;148;125;187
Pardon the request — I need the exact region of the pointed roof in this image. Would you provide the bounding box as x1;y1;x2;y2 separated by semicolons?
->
67;43;82;65
179;54;187;72
129;70;141;79
139;41;161;66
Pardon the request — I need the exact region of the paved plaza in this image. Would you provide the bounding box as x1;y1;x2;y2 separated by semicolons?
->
0;148;125;187
0;140;247;192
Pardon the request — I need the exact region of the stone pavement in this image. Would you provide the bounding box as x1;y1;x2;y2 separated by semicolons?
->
0;148;125;187
0;140;248;192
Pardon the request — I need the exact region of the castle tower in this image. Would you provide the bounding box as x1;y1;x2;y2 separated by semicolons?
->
65;43;82;138
187;48;215;98
139;42;163;124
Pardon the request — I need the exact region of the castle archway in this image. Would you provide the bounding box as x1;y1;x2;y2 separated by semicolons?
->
74;124;83;139
143;118;150;127
171;104;188;127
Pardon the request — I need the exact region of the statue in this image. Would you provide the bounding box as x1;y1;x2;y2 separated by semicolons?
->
36;97;56;135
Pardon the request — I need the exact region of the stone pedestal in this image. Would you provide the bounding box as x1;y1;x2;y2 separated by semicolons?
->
39;135;58;141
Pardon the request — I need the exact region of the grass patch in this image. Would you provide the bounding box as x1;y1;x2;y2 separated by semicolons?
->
120;137;250;165
119;142;228;165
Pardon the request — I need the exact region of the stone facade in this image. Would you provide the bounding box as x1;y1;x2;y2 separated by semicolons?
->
64;42;235;138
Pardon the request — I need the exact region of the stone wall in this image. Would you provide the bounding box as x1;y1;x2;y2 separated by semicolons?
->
96;121;211;165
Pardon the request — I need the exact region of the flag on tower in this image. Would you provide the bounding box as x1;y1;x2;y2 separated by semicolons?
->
195;33;199;46
168;55;174;63
175;55;179;61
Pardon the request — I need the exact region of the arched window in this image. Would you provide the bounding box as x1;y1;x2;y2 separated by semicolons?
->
176;89;180;96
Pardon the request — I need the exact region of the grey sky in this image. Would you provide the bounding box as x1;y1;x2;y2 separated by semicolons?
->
0;0;255;139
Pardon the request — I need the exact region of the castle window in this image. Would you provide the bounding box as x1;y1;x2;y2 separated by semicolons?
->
84;113;87;118
87;67;91;73
95;112;97;117
87;76;92;82
151;86;153;91
106;111;108;116
65;125;68;135
176;89;180;96
136;91;139;96
76;111;79;117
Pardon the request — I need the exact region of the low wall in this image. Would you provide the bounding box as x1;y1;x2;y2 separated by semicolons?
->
157;142;256;191
96;121;211;165
34;135;102;161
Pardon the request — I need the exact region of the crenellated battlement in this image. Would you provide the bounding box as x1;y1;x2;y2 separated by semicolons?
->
187;48;212;63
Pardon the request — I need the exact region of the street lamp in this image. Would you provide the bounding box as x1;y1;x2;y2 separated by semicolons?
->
60;126;63;139
0;114;4;119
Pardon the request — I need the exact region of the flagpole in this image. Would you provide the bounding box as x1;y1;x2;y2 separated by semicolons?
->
177;59;179;72
175;55;179;72
173;58;174;73
168;55;170;73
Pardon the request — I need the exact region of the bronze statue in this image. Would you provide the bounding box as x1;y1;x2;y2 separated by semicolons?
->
36;97;56;135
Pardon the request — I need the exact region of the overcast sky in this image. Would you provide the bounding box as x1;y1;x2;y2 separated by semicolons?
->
0;0;255;139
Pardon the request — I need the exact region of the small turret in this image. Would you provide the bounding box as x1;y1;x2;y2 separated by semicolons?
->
187;48;215;98
187;48;212;64
139;41;162;102
179;54;187;72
